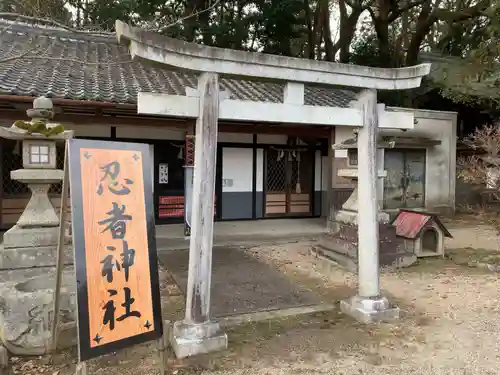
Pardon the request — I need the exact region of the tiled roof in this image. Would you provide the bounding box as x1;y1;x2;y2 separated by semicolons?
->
0;20;359;107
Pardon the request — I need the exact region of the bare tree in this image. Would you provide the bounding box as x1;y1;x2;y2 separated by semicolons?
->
458;124;500;237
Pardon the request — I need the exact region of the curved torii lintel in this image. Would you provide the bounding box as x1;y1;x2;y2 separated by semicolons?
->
115;20;431;91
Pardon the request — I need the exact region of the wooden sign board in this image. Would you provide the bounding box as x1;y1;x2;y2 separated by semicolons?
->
68;139;163;361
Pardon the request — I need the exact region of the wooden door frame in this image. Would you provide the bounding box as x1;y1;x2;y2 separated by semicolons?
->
263;147;315;218
383;148;427;209
401;148;427;208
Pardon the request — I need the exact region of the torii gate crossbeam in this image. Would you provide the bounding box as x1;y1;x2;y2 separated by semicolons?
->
116;20;431;359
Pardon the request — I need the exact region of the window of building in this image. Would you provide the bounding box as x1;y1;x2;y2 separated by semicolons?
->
29;144;50;164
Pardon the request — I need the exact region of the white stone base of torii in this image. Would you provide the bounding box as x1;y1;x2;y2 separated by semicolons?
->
116;20;431;359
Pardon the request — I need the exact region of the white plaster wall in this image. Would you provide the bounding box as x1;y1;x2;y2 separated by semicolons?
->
116;125;185;140
257;134;287;145
219;132;253;143
256;149;264;192
222;148;253;192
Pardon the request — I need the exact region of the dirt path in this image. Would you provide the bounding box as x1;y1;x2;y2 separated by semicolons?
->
11;224;500;375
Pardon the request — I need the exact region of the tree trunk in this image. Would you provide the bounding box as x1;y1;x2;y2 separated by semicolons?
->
373;23;391;66
371;0;393;67
199;0;212;46
405;1;434;66
312;3;322;58
321;0;335;61
337;0;363;63
405;0;490;65
304;0;315;59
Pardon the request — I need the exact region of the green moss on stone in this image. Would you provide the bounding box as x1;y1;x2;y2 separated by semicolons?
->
13;120;65;136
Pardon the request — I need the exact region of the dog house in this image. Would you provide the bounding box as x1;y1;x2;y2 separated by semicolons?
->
392;209;452;257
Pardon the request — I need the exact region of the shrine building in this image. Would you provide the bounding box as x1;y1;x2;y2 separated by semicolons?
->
0;20;457;229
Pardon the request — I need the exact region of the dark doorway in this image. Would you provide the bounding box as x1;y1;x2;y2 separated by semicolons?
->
422;228;439;253
154;141;185;224
154;141;223;224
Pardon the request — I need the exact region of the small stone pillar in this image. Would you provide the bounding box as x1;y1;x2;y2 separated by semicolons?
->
0;97;73;266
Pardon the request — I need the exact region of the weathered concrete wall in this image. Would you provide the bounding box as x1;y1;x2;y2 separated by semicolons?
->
333;108;458;214
388;108;457;214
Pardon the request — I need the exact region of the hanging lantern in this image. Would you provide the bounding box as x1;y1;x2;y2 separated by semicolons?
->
277;150;284;161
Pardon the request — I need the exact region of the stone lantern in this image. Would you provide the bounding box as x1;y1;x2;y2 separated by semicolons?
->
0;97;77;358
331;135;392;228
0;97;73;255
313;134;417;272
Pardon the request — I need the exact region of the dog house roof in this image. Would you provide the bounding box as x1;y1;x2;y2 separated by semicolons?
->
391;209;452;239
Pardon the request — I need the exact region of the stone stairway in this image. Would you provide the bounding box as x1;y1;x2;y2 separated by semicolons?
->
311;223;418;273
312;235;359;272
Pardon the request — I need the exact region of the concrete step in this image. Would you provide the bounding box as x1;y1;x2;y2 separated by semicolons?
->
314;232;418;272
311;244;358;273
319;235;357;258
417;251;443;258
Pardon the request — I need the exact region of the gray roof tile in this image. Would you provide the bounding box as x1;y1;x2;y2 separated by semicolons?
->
0;20;358;107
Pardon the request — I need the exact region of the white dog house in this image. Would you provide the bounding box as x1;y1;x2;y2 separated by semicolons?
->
392;209;452;257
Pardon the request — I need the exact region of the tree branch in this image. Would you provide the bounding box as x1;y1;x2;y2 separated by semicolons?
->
388;0;430;22
0;12;106;34
343;0;375;11
156;0;221;33
434;0;490;22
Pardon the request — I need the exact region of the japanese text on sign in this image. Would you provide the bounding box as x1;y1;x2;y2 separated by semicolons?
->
80;149;155;348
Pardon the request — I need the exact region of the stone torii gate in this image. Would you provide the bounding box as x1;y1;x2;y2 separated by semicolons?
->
115;20;431;358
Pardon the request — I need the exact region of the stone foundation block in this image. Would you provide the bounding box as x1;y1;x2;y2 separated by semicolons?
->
2;226;60;249
340;295;400;324
170;320;228;358
0;271;77;355
0;244;73;270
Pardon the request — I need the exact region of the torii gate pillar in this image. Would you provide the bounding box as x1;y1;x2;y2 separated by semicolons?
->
339;89;400;321
115;20;431;358
169;73;228;357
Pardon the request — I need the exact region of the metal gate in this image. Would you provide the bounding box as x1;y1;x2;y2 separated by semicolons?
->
383;149;426;209
264;148;313;217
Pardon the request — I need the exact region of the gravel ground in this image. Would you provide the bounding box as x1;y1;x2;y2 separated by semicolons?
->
445;226;500;251
208;241;500;375
10;218;500;375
